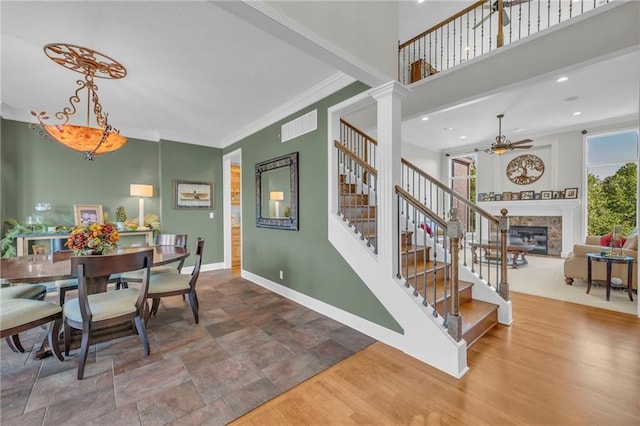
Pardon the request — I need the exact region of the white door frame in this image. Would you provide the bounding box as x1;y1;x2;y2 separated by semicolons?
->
223;148;241;269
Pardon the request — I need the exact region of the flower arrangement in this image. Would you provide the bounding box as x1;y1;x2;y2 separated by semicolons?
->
66;223;120;255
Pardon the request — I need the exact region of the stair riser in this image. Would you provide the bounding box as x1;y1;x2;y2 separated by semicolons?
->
434;287;473;315
340;194;369;205
463;310;498;348
400;247;429;264
340;205;376;220
340;183;357;193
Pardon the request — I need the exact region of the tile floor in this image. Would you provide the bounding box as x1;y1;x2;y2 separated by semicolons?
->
1;269;375;425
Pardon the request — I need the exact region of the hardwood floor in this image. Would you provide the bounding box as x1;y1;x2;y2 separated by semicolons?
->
232;291;640;425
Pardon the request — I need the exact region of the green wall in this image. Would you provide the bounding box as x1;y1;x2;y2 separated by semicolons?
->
0;118;222;266
223;83;402;333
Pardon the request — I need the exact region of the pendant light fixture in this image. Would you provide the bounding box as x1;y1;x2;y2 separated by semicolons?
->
30;43;127;160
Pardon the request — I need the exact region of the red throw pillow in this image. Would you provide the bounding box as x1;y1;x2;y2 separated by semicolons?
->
600;233;613;247
600;233;627;247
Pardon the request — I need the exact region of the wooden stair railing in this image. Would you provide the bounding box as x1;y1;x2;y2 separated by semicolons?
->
335;140;378;253
401;158;510;300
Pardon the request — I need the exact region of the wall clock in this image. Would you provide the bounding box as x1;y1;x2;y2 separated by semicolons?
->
506;154;545;185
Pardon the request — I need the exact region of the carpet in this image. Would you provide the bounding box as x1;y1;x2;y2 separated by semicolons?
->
507;255;638;316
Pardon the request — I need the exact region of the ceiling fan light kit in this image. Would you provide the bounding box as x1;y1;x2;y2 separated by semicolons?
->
477;113;533;155
30;43;127;160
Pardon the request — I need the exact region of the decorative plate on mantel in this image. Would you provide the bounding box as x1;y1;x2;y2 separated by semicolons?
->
506;154;545;185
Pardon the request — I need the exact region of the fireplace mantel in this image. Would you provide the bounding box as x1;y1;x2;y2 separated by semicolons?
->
477;199;581;257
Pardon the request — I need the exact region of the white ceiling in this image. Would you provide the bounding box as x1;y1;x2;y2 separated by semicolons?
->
0;1;341;148
1;1;638;154
402;50;639;154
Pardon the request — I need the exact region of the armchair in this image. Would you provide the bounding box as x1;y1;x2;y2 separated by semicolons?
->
564;233;638;290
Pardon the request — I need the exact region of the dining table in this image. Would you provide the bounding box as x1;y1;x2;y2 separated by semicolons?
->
0;245;190;358
0;245;189;288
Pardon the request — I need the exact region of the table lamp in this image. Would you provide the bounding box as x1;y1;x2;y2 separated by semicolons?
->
270;191;284;218
130;184;153;229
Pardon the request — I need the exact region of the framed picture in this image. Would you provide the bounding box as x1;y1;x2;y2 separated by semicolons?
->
74;204;104;225
533;192;542;200
520;191;534;200
564;187;578;199
502;192;512;201
541;190;552;200
32;244;47;254
478;193;487;202
552;191;564;199
511;192;521;201
494;194;502;201
174;180;214;209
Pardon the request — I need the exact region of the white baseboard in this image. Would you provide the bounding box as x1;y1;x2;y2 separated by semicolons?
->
241;269;402;345
182;262;225;274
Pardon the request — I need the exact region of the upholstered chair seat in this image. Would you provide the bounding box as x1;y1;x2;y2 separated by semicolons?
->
0;298;64;361
1;284;49;352
63;288;140;323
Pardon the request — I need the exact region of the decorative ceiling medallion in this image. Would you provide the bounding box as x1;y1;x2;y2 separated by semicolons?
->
506;154;545;185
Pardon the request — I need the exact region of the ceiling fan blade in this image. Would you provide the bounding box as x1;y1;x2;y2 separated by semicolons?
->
472;12;494;30
511;138;533;146
513;145;533;149
502;10;510;26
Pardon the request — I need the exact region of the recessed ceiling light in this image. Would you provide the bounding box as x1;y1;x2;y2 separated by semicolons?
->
556;76;569;83
514;128;524;133
444;127;454;131
572;111;582;116
459;136;467;139
421;116;429;121
417;0;425;3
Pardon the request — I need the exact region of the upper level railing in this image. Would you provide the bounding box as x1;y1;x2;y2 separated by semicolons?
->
398;0;612;84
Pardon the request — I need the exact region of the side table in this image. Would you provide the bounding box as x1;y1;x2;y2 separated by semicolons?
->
586;253;634;302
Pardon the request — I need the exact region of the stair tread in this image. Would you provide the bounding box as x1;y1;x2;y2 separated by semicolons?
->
459;299;498;333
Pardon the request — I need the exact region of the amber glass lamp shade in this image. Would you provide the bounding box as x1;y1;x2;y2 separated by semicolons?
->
44;124;127;155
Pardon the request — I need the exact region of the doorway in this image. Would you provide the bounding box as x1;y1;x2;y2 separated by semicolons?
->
223;149;242;272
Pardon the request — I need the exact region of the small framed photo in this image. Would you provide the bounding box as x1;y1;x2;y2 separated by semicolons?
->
533;192;542;200
174;180;214;209
552;191;564;199
564;187;578;199
511;192;521;201
541;190;552;200
478;193;487;202
32;244;47;254
494;194;503;201
520;191;534;200
502;192;512;201
74;204;104;226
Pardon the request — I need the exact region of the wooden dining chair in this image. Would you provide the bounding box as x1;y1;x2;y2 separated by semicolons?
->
118;233;188;287
1;297;64;361
146;238;204;324
63;249;153;379
0;284;49;352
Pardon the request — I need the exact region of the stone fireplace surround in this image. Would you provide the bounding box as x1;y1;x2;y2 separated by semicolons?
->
477;199;580;257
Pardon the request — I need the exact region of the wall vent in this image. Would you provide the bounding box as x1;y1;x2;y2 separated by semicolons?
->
281;109;317;143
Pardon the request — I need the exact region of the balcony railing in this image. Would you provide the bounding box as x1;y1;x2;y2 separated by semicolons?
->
398;0;611;84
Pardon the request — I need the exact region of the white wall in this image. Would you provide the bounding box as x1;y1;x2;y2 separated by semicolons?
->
401;142;441;177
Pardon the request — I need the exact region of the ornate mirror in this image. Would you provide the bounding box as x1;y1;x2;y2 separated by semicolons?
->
256;152;299;230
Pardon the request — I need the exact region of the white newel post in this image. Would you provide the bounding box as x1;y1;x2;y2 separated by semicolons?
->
370;81;410;277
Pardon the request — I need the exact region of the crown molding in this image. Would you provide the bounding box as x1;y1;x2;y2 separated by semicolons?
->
220;72;356;147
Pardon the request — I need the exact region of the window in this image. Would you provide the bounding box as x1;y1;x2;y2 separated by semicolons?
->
450;155;476;231
585;129;638;236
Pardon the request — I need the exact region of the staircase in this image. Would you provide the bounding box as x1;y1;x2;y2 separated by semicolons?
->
339;168;499;348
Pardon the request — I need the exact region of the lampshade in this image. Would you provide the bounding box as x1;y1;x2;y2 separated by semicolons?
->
30;43;128;160
270;191;284;201
130;184;154;197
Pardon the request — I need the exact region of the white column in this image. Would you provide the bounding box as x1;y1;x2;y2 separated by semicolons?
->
369;81;410;276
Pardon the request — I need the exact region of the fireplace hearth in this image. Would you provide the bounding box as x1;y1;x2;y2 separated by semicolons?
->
509;226;548;255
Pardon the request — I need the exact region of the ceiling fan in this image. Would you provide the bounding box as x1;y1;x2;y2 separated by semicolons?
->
472;0;532;30
475;114;533;155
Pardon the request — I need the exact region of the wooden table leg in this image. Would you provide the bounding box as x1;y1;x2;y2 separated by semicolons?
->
511;250;519;269
606;261;612;301
627;260;634;301
587;256;593;294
